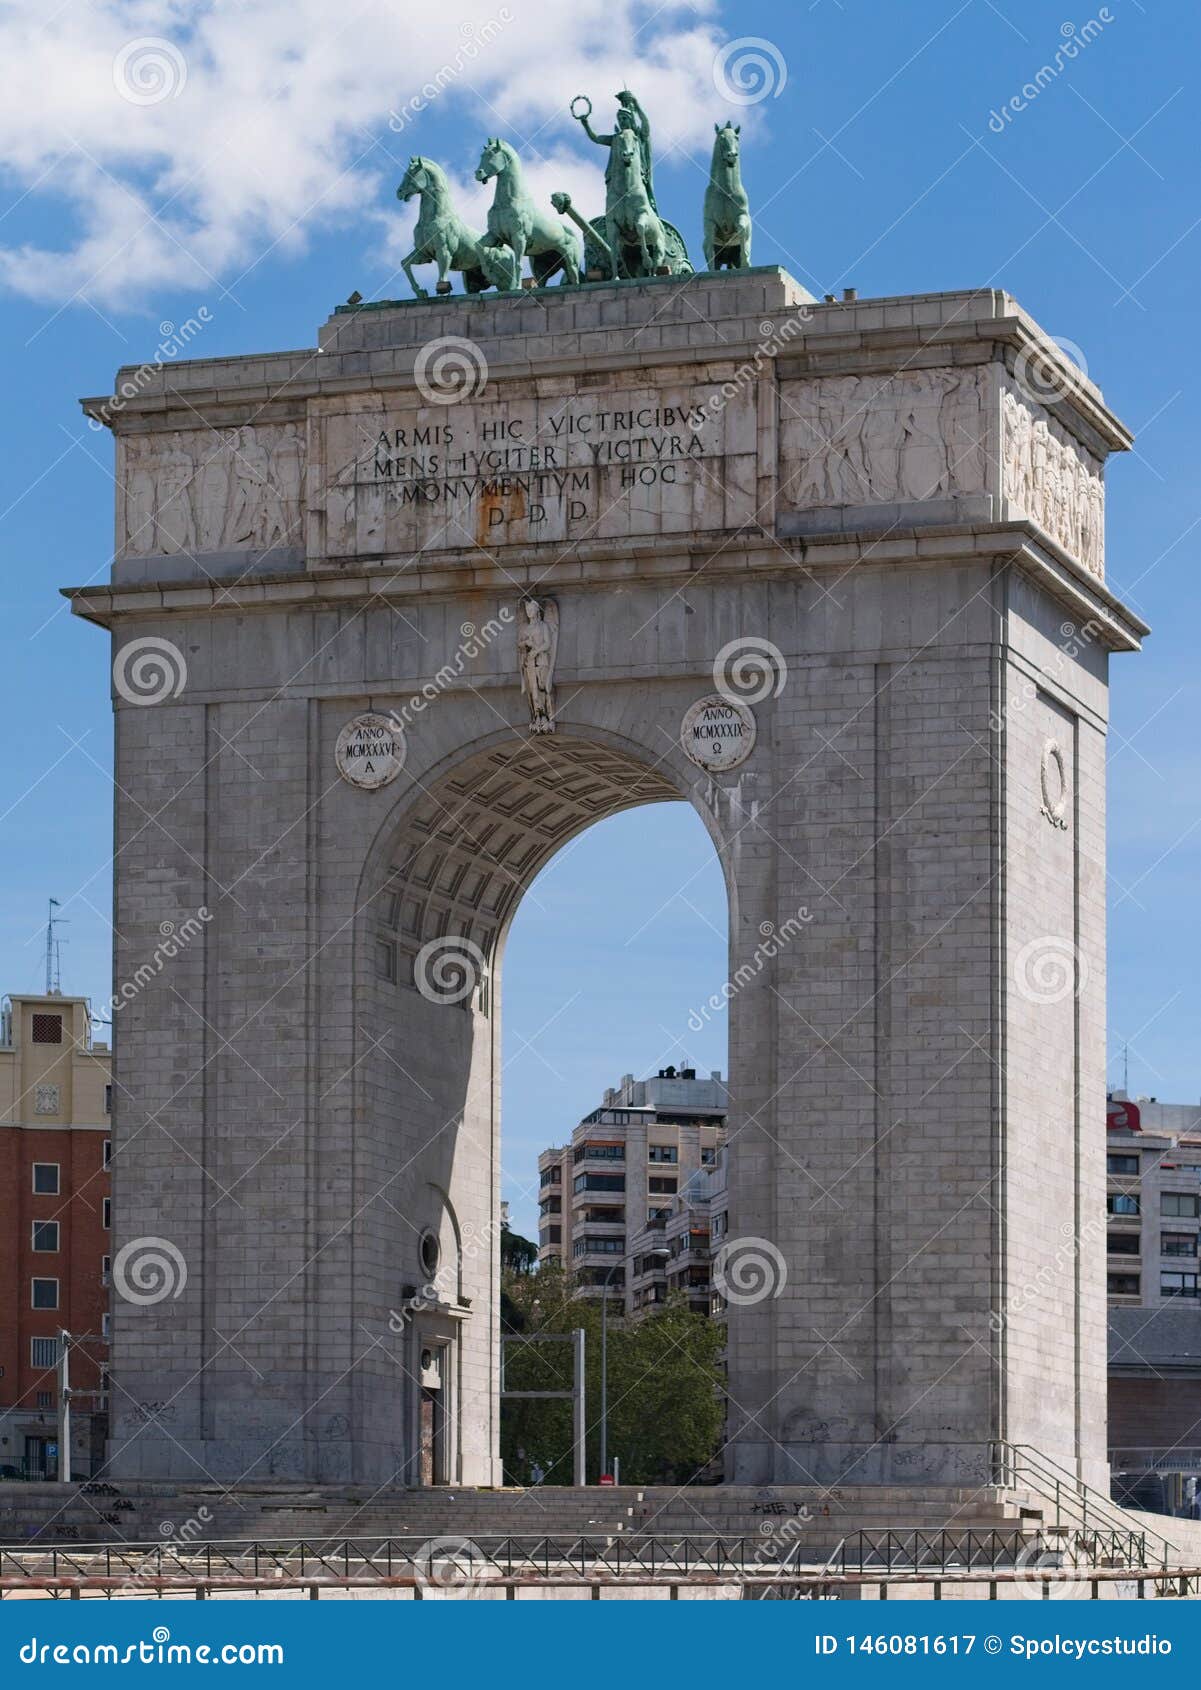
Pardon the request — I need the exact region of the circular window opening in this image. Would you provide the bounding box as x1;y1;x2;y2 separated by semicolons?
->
420;1231;441;1279
420;1348;434;1373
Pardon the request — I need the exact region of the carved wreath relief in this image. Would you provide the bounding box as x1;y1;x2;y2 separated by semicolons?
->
1040;738;1070;830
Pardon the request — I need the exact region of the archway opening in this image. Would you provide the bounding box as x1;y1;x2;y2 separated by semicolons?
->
358;731;730;1486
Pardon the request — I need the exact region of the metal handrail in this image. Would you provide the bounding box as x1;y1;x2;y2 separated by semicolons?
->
0;1534;787;1584
826;1526;1150;1577
993;1441;1176;1569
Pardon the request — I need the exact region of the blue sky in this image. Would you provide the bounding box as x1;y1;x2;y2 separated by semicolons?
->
0;0;1197;1240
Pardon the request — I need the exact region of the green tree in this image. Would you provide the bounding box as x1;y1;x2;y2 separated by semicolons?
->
500;1266;724;1486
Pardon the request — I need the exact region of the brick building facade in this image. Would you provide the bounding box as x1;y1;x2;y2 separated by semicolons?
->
0;995;111;1478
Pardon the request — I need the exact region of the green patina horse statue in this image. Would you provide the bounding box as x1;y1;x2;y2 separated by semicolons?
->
474;138;581;288
703;122;752;272
606;125;667;278
396;156;511;298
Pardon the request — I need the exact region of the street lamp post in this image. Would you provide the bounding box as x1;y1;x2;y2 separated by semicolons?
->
599;1244;670;1481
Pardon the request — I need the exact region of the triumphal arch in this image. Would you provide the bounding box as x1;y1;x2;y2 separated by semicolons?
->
68;94;1144;1490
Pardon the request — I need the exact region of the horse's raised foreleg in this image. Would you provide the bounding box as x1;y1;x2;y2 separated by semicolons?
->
433;240;455;295
401;249;428;300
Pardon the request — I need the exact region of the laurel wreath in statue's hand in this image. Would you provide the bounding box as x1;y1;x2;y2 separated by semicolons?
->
570;95;592;121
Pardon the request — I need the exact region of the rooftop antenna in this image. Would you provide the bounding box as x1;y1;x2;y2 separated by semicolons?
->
45;899;62;995
1123;1041;1129;1094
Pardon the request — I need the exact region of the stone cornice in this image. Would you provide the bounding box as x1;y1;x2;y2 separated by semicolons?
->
79;277;1131;459
63;517;1147;652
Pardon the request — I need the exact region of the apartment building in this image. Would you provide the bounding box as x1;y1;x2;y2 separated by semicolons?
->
1106;1091;1201;1307
0;994;111;1478
628;1148;729;1319
536;1066;727;1313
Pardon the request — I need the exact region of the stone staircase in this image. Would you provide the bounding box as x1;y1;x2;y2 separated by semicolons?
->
0;1480;1056;1566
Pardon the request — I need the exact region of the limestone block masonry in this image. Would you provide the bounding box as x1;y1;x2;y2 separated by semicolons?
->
65;270;1146;1488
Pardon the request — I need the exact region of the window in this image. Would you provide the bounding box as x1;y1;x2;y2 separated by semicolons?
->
1161;1272;1200;1299
30;1337;57;1369
539;1166;561;1186
31;1279;58;1309
1107;1194;1139;1216
36;1391;53;1410
102;1198;111;1229
539;1197;561;1217
1107;1273;1140;1297
103;1139;112;1166
572;1236;625;1256
583;1207;624;1225
713;1212;728;1238
1162;1234;1196;1258
648;1206;672;1224
701;1148;717;1166
1163;1192;1200;1218
102;1256;111;1284
419;1232;440;1278
648;1145;678;1164
104;1085;112;1115
102;1312;110;1339
32;1164;59;1196
31;1222;59;1253
31;1014;63;1044
573;1173;625;1195
573;1142;625;1164
1107;1232;1140;1256
648;1177;677;1195
541;1225;562;1245
1107;1154;1139;1175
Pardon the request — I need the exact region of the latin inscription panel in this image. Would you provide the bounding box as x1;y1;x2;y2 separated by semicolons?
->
312;379;759;558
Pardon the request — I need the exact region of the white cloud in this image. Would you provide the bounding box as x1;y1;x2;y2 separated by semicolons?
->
0;0;742;307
